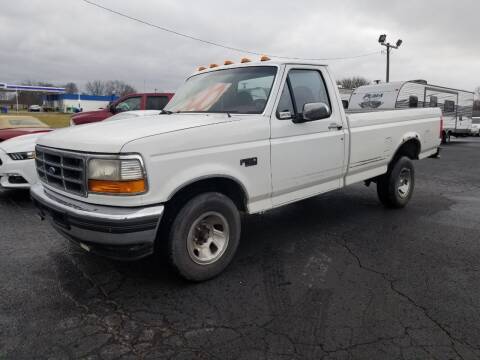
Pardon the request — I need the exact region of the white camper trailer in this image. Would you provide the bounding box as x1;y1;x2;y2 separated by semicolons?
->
348;81;474;143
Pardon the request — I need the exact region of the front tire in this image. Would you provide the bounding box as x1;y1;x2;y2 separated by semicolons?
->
167;192;241;281
377;156;415;209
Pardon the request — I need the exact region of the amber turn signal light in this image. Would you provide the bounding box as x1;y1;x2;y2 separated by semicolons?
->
88;179;146;194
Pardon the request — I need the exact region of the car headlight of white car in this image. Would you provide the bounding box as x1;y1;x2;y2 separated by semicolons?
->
87;156;147;195
8;151;36;160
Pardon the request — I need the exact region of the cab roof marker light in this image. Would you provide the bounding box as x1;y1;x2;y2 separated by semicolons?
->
260;55;271;61
197;66;206;71
240;57;251;63
224;60;234;65
209;63;219;68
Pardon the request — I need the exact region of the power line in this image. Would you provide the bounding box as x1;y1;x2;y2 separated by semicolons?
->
81;0;381;61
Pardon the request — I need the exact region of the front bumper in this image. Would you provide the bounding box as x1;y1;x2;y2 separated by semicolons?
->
30;183;164;260
0;150;37;189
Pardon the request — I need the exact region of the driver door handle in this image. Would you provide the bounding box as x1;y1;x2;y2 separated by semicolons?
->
328;123;343;130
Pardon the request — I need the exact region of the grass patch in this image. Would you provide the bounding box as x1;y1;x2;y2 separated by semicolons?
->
8;112;72;128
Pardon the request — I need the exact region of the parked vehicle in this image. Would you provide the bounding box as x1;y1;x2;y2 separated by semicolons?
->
348;81;474;144
0;111;161;190
0;133;44;189
0;115;51;142
70;93;174;126
471;117;480;137
31;59;442;281
28;105;42;112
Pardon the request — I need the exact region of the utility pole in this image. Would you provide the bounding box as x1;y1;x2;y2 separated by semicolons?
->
378;34;402;83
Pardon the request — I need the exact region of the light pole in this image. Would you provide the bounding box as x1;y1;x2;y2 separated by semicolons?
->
378;34;402;83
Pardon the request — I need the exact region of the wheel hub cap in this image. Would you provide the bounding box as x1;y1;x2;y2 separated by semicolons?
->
187;212;229;265
397;168;411;199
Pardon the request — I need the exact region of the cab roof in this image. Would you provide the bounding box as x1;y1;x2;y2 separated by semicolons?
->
191;59;329;76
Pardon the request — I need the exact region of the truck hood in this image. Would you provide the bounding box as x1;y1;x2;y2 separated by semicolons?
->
37;113;231;153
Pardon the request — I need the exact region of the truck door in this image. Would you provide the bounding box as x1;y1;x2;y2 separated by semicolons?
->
270;66;346;206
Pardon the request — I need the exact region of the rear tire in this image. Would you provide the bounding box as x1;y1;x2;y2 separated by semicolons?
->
442;131;451;144
167;192;241;281
377;157;415;209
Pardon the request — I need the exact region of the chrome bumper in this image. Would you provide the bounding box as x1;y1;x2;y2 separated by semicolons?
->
30;183;164;260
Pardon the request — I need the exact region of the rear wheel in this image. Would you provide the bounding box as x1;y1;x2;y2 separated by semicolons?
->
167;192;241;281
442;131;451;144
377;156;415;209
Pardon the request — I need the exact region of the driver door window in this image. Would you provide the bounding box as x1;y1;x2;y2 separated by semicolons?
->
115;96;141;112
276;69;331;120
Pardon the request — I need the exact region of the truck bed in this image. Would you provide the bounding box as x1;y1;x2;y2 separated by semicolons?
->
344;107;441;185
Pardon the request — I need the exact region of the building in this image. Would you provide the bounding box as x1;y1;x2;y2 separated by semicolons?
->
44;94;119;112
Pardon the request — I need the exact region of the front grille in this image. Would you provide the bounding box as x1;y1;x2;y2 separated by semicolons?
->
35;146;87;196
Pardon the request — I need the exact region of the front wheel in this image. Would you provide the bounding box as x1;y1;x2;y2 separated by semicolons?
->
377;157;415;209
167;192;241;281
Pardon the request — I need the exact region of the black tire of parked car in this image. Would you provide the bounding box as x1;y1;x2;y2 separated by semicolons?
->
167;192;241;281
377;156;415;209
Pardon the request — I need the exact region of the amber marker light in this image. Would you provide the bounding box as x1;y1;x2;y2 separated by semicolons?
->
88;179;146;194
197;66;207;71
224;60;234;65
260;55;271;61
209;63;219;68
240;57;251;63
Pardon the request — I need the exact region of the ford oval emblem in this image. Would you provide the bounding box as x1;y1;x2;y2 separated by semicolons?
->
48;166;56;175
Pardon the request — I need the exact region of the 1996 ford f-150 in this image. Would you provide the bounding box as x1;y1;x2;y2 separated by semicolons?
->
31;58;442;281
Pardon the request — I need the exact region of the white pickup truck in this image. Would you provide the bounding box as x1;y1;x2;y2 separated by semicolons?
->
31;59;442;281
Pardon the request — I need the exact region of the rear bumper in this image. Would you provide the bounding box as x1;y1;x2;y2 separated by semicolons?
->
30;183;164;260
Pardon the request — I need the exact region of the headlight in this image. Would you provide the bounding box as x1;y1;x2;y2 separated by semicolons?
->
8;151;35;161
87;156;147;195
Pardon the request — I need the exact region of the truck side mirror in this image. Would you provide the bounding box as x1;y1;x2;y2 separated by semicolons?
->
296;102;331;123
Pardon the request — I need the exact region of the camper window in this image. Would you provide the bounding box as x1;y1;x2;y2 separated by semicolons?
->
429;96;438;107
409;96;418;108
444;100;455;113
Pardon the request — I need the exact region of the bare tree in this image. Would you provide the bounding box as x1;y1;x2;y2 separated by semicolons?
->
337;77;370;90
85;80;136;96
104;80;137;96
64;82;78;94
85;80;106;96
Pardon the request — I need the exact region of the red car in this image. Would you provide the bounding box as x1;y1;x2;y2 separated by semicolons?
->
70;92;174;126
0;116;52;142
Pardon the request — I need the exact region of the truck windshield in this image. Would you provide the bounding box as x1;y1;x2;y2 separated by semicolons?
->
165;66;277;114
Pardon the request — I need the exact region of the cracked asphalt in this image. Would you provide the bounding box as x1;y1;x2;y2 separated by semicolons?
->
1;138;480;360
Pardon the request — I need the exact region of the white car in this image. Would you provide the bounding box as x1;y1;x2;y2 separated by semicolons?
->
0;111;160;189
28;105;43;112
32;58;442;281
471;123;480;136
0;133;43;189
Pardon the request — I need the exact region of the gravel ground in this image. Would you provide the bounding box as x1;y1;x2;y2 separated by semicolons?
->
1;138;479;360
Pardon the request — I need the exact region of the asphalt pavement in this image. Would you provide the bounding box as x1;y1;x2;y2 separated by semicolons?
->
1;138;480;360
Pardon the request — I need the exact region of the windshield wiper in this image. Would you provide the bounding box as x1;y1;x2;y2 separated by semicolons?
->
159;109;173;115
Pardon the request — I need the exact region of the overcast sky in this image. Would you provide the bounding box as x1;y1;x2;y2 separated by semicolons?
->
1;0;479;93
